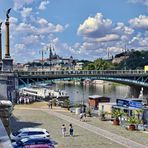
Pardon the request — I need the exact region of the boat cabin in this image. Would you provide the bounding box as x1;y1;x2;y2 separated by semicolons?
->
88;95;110;109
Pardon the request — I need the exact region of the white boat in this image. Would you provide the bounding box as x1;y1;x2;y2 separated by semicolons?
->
19;86;69;100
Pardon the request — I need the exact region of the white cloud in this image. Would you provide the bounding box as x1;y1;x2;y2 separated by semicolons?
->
77;13;134;44
38;18;48;25
14;44;26;51
77;13;112;38
21;7;32;18
128;0;148;7
39;0;50;10
108;47;123;54
23;35;39;45
129;33;148;47
52;38;59;44
10;17;18;23
16;23;36;33
13;0;34;10
95;34;120;42
113;22;134;35
129;15;148;30
37;23;64;34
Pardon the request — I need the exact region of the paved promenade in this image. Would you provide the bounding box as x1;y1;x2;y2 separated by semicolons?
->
43;109;147;148
11;103;148;148
11;107;124;148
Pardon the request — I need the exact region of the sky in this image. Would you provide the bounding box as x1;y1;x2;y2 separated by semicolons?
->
0;0;148;63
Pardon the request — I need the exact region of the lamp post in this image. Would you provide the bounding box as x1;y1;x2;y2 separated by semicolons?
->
81;84;86;113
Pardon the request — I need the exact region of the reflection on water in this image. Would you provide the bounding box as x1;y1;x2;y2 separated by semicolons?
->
53;82;132;104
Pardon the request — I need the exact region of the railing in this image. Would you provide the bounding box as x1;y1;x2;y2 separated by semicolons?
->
16;70;147;77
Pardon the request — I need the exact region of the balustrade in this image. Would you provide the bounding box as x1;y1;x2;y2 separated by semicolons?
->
16;70;146;77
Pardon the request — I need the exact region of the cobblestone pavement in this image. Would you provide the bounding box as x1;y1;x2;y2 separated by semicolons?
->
11;107;125;148
56;110;148;147
43;109;147;148
11;104;148;148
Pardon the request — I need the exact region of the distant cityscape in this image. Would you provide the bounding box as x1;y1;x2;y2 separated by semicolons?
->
14;49;148;71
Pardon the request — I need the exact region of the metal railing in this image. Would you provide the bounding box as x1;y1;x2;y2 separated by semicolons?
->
16;70;147;77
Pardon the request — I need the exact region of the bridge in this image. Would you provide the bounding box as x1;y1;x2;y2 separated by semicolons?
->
16;70;148;87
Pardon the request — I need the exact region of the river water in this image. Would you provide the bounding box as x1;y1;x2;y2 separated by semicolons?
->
52;81;137;105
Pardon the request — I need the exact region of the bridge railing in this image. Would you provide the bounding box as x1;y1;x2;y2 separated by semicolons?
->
16;70;146;76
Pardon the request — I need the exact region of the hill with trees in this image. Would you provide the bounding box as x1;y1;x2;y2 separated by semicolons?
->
82;50;148;70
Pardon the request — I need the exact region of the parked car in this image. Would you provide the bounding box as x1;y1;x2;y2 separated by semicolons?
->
10;128;50;142
12;137;54;148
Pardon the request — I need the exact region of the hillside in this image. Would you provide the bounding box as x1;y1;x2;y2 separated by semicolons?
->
83;50;148;70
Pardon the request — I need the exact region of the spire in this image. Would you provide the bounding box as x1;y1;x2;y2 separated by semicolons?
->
49;45;53;60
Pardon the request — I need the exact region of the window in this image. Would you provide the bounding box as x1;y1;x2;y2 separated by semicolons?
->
21;132;29;135
28;131;44;135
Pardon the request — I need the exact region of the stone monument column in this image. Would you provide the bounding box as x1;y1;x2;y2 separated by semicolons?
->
2;8;13;72
0;22;2;70
5;19;10;58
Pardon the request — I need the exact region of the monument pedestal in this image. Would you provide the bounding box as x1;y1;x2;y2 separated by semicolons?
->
2;58;13;72
0;100;13;136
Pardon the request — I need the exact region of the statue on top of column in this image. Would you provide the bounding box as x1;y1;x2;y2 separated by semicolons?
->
6;8;11;20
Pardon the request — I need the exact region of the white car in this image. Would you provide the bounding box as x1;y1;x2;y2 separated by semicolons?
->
10;127;50;142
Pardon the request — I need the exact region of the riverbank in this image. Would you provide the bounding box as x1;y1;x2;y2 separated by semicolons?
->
10;102;148;148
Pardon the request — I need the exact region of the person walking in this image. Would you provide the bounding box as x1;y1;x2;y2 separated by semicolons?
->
61;124;66;137
83;113;87;122
69;124;74;136
50;101;52;109
79;113;83;121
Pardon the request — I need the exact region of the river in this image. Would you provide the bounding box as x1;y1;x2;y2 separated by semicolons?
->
52;81;141;105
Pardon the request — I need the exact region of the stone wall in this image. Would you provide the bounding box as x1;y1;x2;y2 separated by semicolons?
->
0;100;13;136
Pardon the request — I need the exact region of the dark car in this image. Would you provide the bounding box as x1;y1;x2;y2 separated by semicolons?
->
12;137;54;148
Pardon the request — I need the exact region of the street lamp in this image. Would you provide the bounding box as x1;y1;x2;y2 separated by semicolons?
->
81;84;86;113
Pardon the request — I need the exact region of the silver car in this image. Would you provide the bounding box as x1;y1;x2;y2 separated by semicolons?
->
10;127;50;142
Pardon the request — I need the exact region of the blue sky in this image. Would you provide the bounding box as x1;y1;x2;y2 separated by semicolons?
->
0;0;148;63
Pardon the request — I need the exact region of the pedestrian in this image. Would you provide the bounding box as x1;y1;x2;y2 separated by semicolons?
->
48;101;51;108
79;113;83;121
49;100;52;109
69;124;73;136
61;124;66;137
83;113;86;122
27;98;30;104
50;101;52;109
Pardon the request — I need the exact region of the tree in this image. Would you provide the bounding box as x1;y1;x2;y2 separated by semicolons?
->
83;58;114;70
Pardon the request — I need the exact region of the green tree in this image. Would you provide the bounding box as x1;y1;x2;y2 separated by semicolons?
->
83;58;114;70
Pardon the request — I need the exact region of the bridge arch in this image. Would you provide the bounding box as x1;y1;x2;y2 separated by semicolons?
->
16;70;148;87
